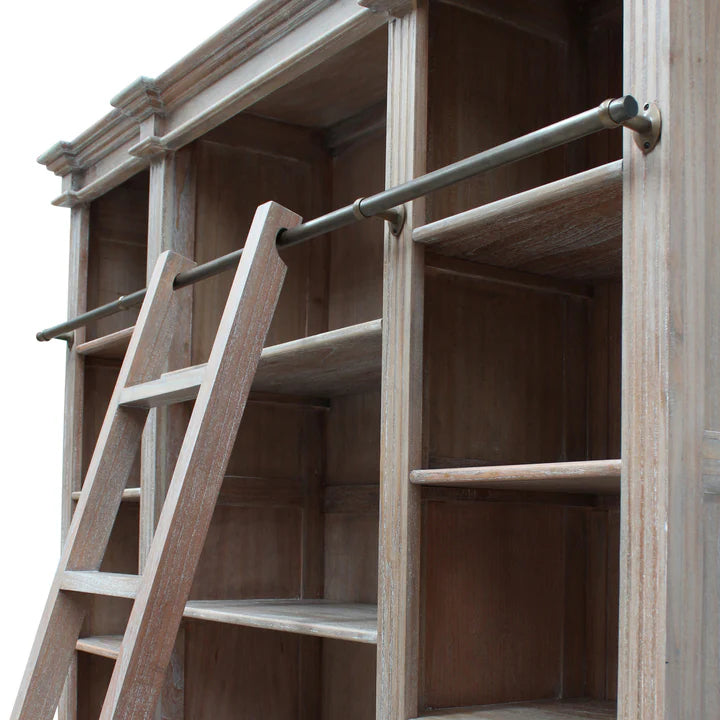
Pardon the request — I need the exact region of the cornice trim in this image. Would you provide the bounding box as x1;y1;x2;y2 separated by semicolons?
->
38;0;336;179
111;77;165;121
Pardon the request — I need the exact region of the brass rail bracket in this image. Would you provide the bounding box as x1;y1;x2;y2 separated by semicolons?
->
625;102;662;153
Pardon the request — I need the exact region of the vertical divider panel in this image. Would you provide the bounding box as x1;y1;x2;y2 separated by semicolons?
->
59;204;90;720
621;0;715;718
141;147;197;720
377;3;428;719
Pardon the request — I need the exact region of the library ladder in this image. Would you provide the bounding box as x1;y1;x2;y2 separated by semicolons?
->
10;201;301;720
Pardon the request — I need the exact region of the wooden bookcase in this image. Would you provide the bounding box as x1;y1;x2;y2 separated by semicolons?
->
34;0;719;719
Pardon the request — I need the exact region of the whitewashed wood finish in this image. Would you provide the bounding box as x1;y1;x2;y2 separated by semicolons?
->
59;204;89;720
100;202;299;720
39;1;387;206
183;599;378;643
120;318;382;407
141;149;193;720
413;161;622;281
69;600;377;644
621;0;717;717
411;460;621;493
76;636;123;661
413;699;616;719
120;365;206;408
11;251;193;720
141;145;197;567
75;326;134;359
60;571;141;599
378;4;427;719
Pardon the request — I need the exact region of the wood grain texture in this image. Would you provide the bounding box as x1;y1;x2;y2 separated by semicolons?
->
413;162;622;281
377;4;427;719
141;145;196;574
86;172;148;339
424;271;589;469
422;502;585;708
121;319;382;407
75;326;133;359
620;0;714;718
250;26;388;128
11;251;193;720
414;698;616;719
100;202;300;720
183;599;377;643
60;572;141;599
76;636;123;661
60;204;90;720
411;460;621;493
191;134;326;363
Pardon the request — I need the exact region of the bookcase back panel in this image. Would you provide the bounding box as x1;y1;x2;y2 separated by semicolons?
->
425;272;589;467
86;171;149;339
185;623;300;719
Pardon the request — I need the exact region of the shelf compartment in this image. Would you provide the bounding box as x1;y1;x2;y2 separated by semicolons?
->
183;599;377;644
414;699;616;719
75;326;134;359
411;460;621;494
71;487;140;502
76;635;122;660
120;319;382;407
413;161;622;281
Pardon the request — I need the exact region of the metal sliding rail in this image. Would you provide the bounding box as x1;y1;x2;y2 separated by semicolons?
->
37;95;656;342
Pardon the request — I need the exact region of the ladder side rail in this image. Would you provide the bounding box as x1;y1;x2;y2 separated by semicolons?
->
101;201;301;720
11;250;195;720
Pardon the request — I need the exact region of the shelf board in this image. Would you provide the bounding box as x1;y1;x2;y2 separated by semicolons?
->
411;460;621;494
182;599;377;644
75;327;134;359
71;487;140;502
120;319;382;407
415;699;616;719
76;635;122;660
413;161;622;281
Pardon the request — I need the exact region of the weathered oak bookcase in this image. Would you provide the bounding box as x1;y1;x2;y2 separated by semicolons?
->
25;0;719;718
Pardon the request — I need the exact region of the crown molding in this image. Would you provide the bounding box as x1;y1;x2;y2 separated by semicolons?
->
37;142;80;177
37;0;385;204
111;77;165;121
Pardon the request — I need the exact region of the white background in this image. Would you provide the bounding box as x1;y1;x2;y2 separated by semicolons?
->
0;1;254;715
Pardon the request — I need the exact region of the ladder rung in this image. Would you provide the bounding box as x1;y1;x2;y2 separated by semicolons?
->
60;571;140;599
119;365;205;408
76;635;122;660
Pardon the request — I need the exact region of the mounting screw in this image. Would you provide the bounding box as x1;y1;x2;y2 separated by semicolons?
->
644;141;651;149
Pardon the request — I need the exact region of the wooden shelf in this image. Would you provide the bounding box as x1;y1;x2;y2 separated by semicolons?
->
120;319;382;407
71;487;140;502
413;161;622;281
415;699;616;719
76;635;122;660
253;319;381;396
75;327;134;359
411;460;621;494
182;599;377;644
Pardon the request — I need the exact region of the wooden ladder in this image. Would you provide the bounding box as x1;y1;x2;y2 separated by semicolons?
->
11;201;301;720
